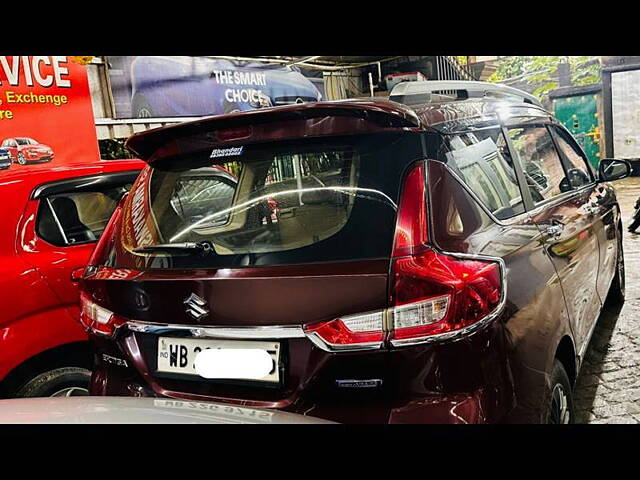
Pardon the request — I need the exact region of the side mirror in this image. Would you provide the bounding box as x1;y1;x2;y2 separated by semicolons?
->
599;158;631;182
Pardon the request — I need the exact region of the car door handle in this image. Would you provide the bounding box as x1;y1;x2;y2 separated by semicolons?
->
545;224;564;238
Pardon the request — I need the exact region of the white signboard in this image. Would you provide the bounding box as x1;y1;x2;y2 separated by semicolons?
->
612;69;640;159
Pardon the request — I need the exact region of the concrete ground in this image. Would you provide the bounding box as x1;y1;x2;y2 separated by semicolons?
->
573;177;640;423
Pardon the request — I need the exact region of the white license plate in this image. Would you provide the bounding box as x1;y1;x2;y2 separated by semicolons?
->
156;337;281;384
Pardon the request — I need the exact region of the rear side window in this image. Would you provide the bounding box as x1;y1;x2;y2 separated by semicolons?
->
112;133;421;269
550;125;594;189
507;126;569;205
37;183;132;246
442;128;525;220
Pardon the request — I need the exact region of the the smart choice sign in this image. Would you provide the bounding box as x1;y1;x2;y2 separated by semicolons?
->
0;56;99;168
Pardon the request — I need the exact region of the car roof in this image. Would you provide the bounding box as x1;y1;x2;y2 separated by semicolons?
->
0;159;144;186
126;98;553;160
408;97;553;133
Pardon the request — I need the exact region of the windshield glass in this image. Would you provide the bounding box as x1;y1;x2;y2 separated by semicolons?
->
110;133;420;269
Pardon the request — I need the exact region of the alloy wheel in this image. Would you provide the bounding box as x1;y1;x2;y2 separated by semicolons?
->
50;387;90;397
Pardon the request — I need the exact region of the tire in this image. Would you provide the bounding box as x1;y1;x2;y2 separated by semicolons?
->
17;153;26;165
132;94;154;118
13;367;91;398
606;230;625;306
544;360;574;424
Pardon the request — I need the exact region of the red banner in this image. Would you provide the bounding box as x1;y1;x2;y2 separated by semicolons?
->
0;56;99;171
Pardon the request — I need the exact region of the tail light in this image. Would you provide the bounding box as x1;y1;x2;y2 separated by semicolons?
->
389;249;502;346
304;162;504;352
79;291;125;338
390;162;504;345
78;194;128;338
304;310;385;351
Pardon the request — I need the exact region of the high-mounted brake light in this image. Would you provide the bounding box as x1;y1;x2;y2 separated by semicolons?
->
303;162;504;352
216;126;253;142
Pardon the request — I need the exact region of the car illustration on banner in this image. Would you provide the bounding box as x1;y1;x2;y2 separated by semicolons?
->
1;137;55;165
0;148;11;170
129;56;323;118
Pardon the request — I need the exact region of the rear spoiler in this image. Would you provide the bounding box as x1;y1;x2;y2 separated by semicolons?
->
125;100;422;162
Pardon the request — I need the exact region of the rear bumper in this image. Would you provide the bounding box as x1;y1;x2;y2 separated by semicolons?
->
88;318;517;424
90;362;505;424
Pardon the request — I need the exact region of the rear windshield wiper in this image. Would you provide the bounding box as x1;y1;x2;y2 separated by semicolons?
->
133;241;214;256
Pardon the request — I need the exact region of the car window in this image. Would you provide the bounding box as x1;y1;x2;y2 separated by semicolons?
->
549;125;594;189
144;150;358;256
442;128;525;220
107;133;417;270
170;170;237;228
37;183;133;246
507;126;569;205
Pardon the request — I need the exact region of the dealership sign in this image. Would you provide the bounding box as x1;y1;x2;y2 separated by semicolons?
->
0;56;100;170
107;56;324;119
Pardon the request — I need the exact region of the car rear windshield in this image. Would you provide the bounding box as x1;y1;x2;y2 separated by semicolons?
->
108;133;421;269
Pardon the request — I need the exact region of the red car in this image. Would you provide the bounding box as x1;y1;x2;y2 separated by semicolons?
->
1;137;55;164
0;159;143;398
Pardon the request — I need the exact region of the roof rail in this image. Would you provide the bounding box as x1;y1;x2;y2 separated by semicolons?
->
389;80;543;108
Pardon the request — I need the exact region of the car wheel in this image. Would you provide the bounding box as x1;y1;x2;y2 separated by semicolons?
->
14;367;91;398
132;94;154;118
545;360;574;424
606;231;625;306
17;153;26;165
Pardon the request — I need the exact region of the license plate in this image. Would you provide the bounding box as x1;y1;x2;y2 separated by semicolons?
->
156;337;281;384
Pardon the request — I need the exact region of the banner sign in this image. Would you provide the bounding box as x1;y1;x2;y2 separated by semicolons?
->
107;56;324;119
0;56;100;171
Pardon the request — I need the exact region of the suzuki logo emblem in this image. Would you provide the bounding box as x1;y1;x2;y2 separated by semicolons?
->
183;293;209;321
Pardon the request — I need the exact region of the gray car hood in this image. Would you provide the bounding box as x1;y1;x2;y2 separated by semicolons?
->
0;397;334;424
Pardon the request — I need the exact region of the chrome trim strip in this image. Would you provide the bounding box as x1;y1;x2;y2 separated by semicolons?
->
126;320;383;353
126;320;306;340
390;250;508;347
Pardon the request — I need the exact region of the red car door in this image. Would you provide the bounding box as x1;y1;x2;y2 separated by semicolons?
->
17;172;138;316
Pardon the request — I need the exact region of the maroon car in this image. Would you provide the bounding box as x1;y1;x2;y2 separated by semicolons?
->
78;85;630;423
2;137;54;164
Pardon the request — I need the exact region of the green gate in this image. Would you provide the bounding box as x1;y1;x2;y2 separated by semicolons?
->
552;93;601;169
